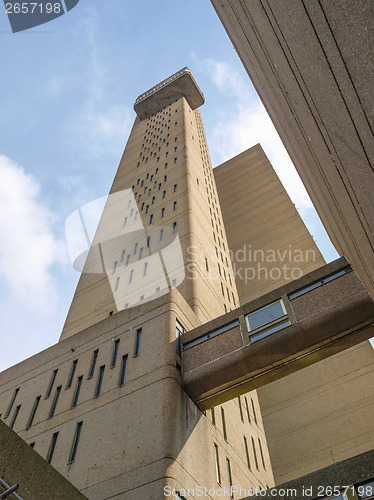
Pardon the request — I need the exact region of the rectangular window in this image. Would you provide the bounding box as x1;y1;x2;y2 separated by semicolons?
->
226;458;233;496
176;320;185;356
174;201;177;210
251;398;258;424
221;407;227;441
238;396;244;423
133;242;138;255
66;360;78;389
114;276;120;291
165;162;168;169
149;214;153;224
161;208;165;218
244;436;251;470
48;386;62;419
88;349;99;379
143;262;148;276
174;184;177;192
164;175;167;182
244;396;251;424
45;370;58;399
160;229;164;241
121;249;126;262
139;247;143;260
119;355;128;386
94;366;105;398
26;396;41;430
174;157;177;164
134;328;142;356
258;439;266;469
4;387;19;418
111;339;120;368
152;196;155;204
46;432;59;464
246;299;287;332
71;376;83;408
129;269;134;284
126;254;130;267
251;437;259;470
211;407;216;426
10;405;21;429
147;236;151;247
68;421;83;464
173;222;177;233
163;190;166;199
123;217;127;226
214;443;221;484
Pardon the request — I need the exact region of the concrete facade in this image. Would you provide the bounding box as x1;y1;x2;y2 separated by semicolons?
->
210;0;374;302
0;70;273;499
214;145;374;485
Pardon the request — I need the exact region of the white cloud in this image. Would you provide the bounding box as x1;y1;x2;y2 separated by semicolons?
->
0;155;66;312
198;59;313;213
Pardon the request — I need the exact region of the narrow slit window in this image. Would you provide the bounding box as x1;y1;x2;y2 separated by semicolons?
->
4;387;19;418
173;222;177;233
114;276;120;291
244;396;251;424
126;254;130;267
45;370;58;399
71;376;83;408
160;229;164;241
88;349;99;379
143;262;148;276
238;396;244;423
251;437;259;470
134;328;142;356
244;436;251;470
46;432;59;464
147;236;151;247
68;421;83;464
111;339;120;368
214;443;221;484
251;398;258;424
221;407;227;441
129;269;134;284
66;360;78;389
26;396;41;430
226;458;233;496
258;439;266;469
48;386;62;419
119;355;128;386
94;366;105;398
10;405;21;429
211;407;216;426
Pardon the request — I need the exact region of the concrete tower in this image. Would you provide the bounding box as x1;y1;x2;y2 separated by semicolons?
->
0;69;273;499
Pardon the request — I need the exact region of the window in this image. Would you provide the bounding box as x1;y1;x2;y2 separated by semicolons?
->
165;162;168;169
123;217;128;227
134;328;142;356
139;247;143;260
238;396;244;422
71;376;83;408
26;396;41;430
244;436;251;470
251;437;259;470
258;439;266;469
114;276;120;291
251;398;258;424
111;339;120;368
45;370;57;399
95;366;105;398
48;386;62;418
221;407;227;441
176;320;185;356
4;387;19;418
174;157;177;164
214;443;221;484
146;205;149;214
246;300;290;343
88;349;99;379
152;196;155;204
121;249;126;262
149;214;154;224
129;269;134;284
10;405;21;429
163;190;166;199
158;183;162;190
133;242;138;255
174;184;177;192
46;432;59;464
160;229;164;241
174;201;177;211
143;262;148;277
119;355;128;386
147;236;151;248
68;421;83;463
226;458;233;497
161;208;165;218
66;360;78;389
244;396;251;424
211;407;216;426
125;254;130;267
173;222;177;233
174;147;177;152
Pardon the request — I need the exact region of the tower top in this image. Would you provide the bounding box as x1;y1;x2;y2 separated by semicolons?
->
134;67;204;120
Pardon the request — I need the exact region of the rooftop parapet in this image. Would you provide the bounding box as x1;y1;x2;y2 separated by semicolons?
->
134;67;204;120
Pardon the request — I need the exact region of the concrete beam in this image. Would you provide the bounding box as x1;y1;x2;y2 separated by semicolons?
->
181;257;374;410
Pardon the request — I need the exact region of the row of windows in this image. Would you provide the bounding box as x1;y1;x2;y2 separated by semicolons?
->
238;395;258;425
2;330;143;430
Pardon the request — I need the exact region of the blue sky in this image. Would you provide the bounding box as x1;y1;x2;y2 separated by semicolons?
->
0;0;339;372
